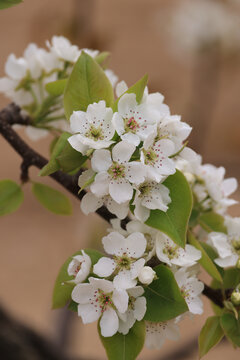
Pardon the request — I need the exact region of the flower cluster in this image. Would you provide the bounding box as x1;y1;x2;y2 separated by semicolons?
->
0;36;117;141
76;88;191;222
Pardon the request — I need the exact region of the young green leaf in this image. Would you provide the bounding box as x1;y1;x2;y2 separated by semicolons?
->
95;51;110;66
56;142;88;173
99;320;145;360
199;316;224;358
145;170;192;248
0;0;22;10
220;313;240;347
32;182;72;215
52;249;103;309
144;265;188;322
45;79;67;96
223;268;240;289
188;232;223;282
39;132;71;176
0;179;24;216
199;211;227;234
64;51;114;120
112;74;148;112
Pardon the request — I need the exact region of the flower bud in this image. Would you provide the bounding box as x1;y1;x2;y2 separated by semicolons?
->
138;266;156;285
184;172;195;184
231;291;240;306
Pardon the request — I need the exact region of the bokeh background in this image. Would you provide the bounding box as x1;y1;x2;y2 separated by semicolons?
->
0;0;240;359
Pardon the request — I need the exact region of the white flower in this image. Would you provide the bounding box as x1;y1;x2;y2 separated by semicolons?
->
5;54;27;80
133;181;171;222
141;135;176;182
112;93;158;146
156;232;201;267
145;319;180;349
207;217;240;267
67;250;91;284
72;277;128;337
105;69;118;88
174;267;204;314
93;231;147;289
118;286;146;335
47;35;80;62
90;141;145;204
68;101;115;154
138;266;156;285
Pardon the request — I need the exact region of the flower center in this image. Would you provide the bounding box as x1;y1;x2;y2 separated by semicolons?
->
180;286;190;299
86;125;104;141
143;148;157;165
124;117;140;133
108;162;125;179
96;289;113;313
163;245;179;260
114;253;132;270
139;183;151;197
74;264;82;276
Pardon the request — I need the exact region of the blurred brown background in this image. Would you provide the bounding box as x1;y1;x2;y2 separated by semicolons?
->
0;0;240;359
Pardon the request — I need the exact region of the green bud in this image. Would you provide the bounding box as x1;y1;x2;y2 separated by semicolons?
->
231;291;240;306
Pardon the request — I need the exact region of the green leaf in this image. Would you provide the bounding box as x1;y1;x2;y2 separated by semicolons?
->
221;313;240;347
223;268;240;289
112;74;148;112
199;211;227;234
0;180;24;216
39;132;71;176
32;182;72;215
45;79;67;96
52;249;103;309
95;51;110;66
56;142;88;173
0;0;22;10
199;316;224;358
99;320;145;360
144;265;188;322
145;170;192;247
188;232;222;282
64;51;114;120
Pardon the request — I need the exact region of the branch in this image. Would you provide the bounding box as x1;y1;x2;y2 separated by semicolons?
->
0;103;118;224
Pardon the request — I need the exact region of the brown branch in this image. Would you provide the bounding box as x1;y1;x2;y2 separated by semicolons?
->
0;103;118;223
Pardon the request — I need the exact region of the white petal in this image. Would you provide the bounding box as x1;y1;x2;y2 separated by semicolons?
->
222;178;237;197
109;179;133;204
215;255;238;268
106;197;129;219
100;308;119;337
68;134;89;154
91;149;112;172
112;141;136;163
78;303;101;324
102;232;125;255
90;172;110;197
112;289;129;313
125;162;145;185
116;80;128;97
118;93;137;117
113;271;137;290
130;258;145;279
112;112;125;136
70;111;89;133
89;277;114;293
125;232;147;258
72;283;94;304
134;297;146;321
93;257;116;277
121;132;140;146
80;193;103;215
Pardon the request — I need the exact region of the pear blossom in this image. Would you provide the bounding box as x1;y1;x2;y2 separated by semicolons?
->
145;319;180;349
90;141;145;204
118;286;146;335
112;93;158;146
72;277;128;337
93;231;147;289
140;135;176;182
67;250;91;284
133;181;171;222
174;267;204;314
156;232;201;267
47;35;80;62
207;216;240;267
68;101;115;154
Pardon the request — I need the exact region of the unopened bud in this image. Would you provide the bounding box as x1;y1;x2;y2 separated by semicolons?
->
138;266;156;285
231;291;240;306
184;172;195;184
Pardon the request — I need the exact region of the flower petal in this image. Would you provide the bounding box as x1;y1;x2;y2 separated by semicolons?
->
91;149;112;172
78;303;101;324
93;257;116;277
100;308;119;337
